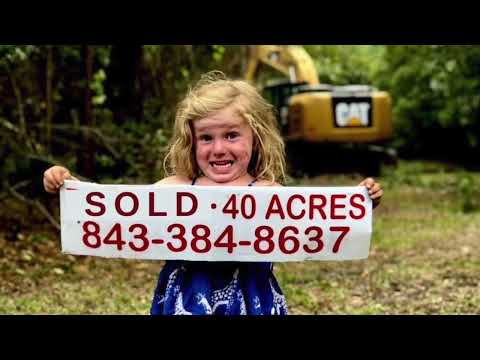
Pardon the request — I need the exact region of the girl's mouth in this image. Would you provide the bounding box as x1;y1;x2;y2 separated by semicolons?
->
210;160;234;169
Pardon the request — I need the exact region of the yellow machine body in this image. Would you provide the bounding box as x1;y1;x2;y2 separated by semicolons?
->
287;90;393;143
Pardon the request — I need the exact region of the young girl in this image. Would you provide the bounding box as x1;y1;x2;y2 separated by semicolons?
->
43;71;383;315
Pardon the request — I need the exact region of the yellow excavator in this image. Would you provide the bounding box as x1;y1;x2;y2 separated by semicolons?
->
245;45;396;175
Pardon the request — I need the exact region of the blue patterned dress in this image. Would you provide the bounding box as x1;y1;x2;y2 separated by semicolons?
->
150;178;288;315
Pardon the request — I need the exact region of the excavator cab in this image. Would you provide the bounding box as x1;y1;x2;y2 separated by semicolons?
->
263;81;306;133
264;81;334;135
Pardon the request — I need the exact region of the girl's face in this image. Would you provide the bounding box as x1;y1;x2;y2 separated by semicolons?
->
193;106;254;184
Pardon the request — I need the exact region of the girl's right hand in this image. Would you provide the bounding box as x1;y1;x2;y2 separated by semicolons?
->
43;166;78;194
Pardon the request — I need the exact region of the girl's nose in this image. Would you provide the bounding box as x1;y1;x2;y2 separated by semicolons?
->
212;139;226;155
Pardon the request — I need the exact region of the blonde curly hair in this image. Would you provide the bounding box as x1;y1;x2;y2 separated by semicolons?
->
164;71;287;184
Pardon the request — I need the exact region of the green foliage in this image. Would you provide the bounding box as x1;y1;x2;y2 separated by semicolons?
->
92;114;171;183
3;44;480;200
304;45;386;85
381;160;480;214
0;45;249;198
380;45;480;159
91;69;107;105
141;45;240;128
211;45;225;63
303;45;480;164
0;45;39;68
457;172;480;213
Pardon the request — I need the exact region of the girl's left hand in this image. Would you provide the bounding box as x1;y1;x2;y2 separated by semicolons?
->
358;177;383;209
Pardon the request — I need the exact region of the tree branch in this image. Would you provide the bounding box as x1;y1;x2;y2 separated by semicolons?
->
5;63;27;138
5;181;60;231
0;180;31;202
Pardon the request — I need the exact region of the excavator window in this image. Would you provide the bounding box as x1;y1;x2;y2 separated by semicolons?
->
263;81;307;133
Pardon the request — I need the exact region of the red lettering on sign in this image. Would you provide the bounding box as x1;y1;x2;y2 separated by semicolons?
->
241;195;256;219
309;195;327;220
214;225;236;253
254;225;275;253
149;192;167;216
191;224;212;253
115;192;139;216
78;222;358;257
103;223;126;250
85;192;106;216
166;223;187;252
278;226;300;254
222;194;239;219
349;194;366;219
286;194;306;220
176;192;198;216
128;224;149;252
82;221;101;248
330;194;347;220
303;226;324;253
330;226;350;253
265;194;285;220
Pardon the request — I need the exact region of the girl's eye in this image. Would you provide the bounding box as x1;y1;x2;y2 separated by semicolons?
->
198;134;212;142
226;132;239;140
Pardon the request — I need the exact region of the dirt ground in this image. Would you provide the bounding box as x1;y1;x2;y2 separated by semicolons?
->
1;162;479;314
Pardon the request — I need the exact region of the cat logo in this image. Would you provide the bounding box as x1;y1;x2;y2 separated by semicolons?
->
334;101;372;128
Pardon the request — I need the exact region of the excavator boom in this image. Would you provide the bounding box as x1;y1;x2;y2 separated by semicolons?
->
245;45;319;85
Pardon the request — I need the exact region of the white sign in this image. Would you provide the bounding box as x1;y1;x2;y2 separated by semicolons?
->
60;180;372;262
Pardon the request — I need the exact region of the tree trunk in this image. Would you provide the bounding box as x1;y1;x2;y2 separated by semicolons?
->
7;64;27;139
105;45;144;124
77;45;94;178
45;45;54;153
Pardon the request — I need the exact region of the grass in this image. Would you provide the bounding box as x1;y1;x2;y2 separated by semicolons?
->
1;160;480;314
